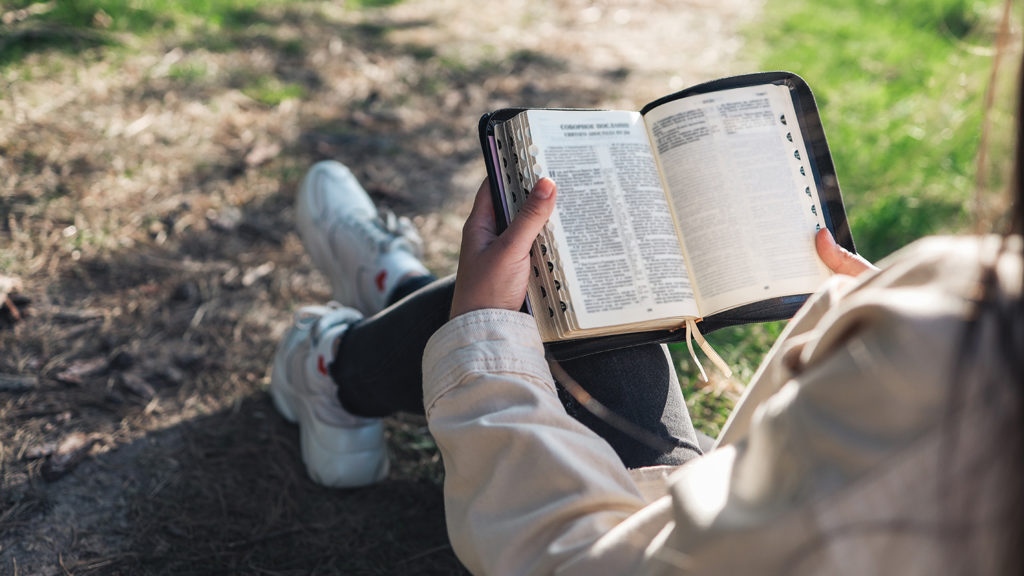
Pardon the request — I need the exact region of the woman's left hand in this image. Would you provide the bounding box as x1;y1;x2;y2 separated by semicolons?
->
815;229;878;277
450;178;558;319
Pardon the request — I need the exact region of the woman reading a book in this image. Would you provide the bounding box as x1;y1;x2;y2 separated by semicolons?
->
271;74;1023;576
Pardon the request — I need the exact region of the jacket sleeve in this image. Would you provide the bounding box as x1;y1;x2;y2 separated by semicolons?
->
422;309;656;576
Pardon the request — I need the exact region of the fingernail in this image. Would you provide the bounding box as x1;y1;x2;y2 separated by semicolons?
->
534;178;554;199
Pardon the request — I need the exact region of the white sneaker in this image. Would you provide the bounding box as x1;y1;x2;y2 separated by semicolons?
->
270;304;389;487
296;160;429;316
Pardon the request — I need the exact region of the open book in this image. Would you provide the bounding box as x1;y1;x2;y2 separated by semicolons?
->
479;72;854;360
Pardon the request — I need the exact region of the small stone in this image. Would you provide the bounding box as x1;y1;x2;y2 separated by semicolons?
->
109;350;135;370
170;282;199;303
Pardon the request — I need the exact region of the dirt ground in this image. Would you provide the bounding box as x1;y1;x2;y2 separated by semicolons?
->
0;0;760;573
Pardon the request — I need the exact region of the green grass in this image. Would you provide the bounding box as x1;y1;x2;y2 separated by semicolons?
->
677;0;1013;435
168;60;208;83
347;0;406;9
3;0;281;33
0;0;405;65
241;73;305;106
0;0;251;65
671;320;786;438
754;0;1010;261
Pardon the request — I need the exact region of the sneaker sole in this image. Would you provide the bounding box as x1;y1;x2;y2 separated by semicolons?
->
270;359;389;488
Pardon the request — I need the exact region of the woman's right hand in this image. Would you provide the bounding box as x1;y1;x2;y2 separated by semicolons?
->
815;229;878;277
449;178;558;319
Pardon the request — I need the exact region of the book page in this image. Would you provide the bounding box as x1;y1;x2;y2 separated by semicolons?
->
523;109;699;329
644;84;830;316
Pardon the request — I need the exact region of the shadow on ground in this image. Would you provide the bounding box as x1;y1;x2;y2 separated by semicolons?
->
1;1;637;573
3;396;463;575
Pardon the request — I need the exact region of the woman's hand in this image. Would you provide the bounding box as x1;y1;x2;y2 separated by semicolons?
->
450;178;558;319
815;228;878;277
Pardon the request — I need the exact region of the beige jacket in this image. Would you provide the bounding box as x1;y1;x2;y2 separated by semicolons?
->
422;236;1022;576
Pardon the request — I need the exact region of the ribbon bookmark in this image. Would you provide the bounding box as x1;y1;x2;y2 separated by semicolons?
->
684;318;733;382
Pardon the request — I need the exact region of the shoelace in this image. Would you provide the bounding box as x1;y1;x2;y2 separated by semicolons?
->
294;302;338;324
380;210;424;256
334;209;424;259
294;302;347;346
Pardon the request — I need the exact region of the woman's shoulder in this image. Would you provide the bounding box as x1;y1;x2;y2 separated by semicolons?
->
814;234;1021;381
878;234;1021;279
856;234;1022;304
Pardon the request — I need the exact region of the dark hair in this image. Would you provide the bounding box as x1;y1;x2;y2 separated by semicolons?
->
958;45;1024;575
1008;46;1024;576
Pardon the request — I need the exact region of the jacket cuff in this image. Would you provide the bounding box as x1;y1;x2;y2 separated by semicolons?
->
422;309;553;415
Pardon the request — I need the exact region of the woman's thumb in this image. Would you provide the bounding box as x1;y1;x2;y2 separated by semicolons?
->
502;178;557;254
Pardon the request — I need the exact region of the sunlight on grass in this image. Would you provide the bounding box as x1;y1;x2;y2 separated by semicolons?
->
3;0;303;33
754;0;1009;261
168;60;208;83
241;74;305;106
347;0;406;7
671;320;785;436
680;0;1012;435
0;0;405;65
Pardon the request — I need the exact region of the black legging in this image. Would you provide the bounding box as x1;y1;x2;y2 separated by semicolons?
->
330;275;702;469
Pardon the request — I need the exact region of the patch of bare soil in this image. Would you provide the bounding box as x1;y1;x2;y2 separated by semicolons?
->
0;0;759;573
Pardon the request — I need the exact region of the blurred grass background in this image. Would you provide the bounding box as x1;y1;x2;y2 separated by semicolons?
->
1;0;1018;437
760;0;1014;262
1;0;398;44
673;0;1017;436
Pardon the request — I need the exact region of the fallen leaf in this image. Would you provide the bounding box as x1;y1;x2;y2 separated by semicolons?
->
41;432;100;481
119;372;155;400
0;373;38;392
0;274;22;301
54;357;108;386
0;274;26;325
244;142;281;167
24;441;59;460
241;262;275;287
